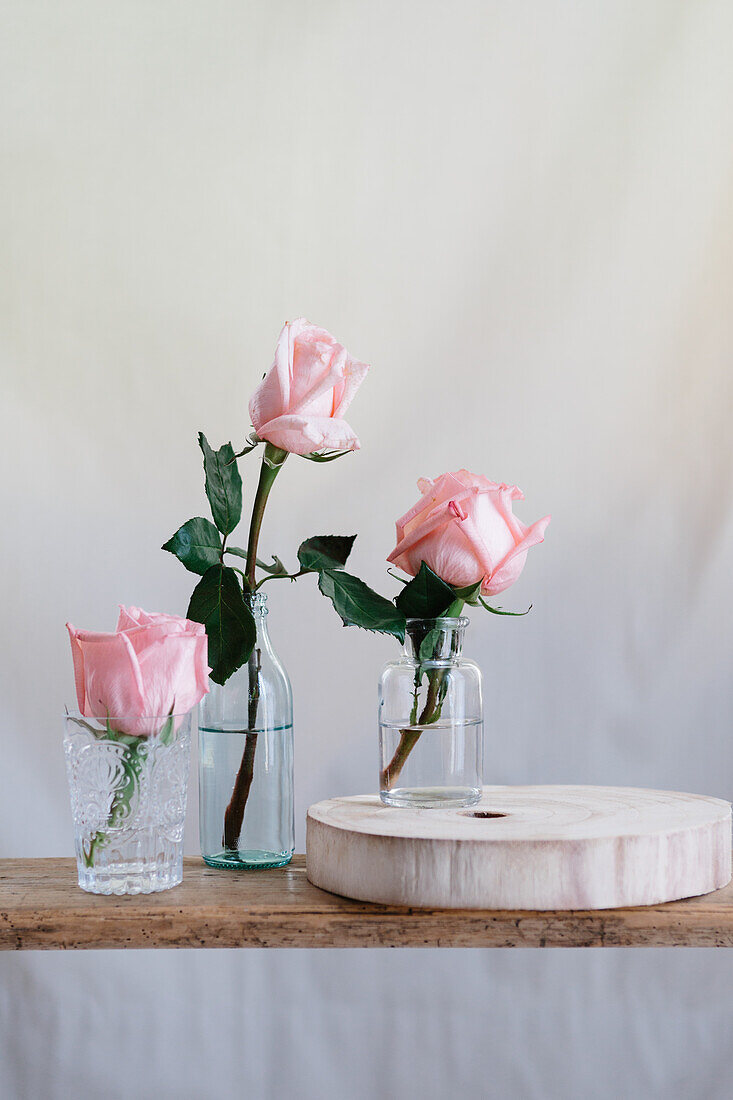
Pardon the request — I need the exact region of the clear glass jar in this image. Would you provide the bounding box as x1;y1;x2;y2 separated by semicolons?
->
199;592;294;869
378;616;483;808
63;710;193;894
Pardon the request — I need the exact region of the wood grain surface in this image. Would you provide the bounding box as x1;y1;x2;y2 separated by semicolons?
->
307;787;732;910
3;855;733;949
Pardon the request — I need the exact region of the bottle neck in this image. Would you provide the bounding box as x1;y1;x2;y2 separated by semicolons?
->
245;591;271;642
403;617;468;661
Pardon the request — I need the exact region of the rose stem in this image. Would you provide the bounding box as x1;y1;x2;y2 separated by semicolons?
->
222;648;261;850
380;602;466;790
222;444;287;853
380;668;445;790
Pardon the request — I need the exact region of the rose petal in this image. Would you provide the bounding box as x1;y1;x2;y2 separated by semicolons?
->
388;468;549;597
66;624;88;714
68;609;210;734
75;632;147;728
254;413;360;455
395;473;470;543
249;320;293;432
135;635;203;718
332;354;370;419
289;344;348;420
483;515;551;595
249;320;366;455
389;488;476;565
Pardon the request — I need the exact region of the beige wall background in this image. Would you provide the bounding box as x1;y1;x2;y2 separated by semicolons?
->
2;2;733;1097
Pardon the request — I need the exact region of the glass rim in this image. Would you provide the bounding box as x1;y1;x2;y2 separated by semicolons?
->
63;708;195;721
404;615;470;628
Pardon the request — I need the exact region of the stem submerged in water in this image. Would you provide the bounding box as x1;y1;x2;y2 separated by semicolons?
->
380;667;445;790
222;649;261;850
380;606;464;792
83;731;146;866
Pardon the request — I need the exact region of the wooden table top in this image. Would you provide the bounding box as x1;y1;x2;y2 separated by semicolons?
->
2;856;733;950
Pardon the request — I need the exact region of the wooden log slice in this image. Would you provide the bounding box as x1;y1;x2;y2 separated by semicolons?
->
306;786;732;910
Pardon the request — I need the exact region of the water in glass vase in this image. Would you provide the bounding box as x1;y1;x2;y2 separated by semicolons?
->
199;724;294;868
379;716;483;808
198;591;295;869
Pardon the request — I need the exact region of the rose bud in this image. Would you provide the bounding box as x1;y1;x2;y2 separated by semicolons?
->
249;318;369;455
66;606;210;736
387;470;550;597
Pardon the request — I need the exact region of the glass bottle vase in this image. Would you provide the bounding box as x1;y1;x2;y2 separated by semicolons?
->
199;592;294;869
378;616;483;808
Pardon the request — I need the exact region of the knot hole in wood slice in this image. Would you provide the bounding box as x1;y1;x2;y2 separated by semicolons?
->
463;811;508;819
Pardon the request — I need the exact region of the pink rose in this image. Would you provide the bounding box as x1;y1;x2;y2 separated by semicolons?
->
66;606;210;735
249;318;369;455
387;470;550;597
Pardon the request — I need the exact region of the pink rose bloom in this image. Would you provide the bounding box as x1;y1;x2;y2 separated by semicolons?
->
66;606;210;735
249;318;369;455
387;470;551;597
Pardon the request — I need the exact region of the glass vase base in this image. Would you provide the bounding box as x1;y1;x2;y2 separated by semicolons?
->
76;856;183;895
203;849;293;870
380;786;482;809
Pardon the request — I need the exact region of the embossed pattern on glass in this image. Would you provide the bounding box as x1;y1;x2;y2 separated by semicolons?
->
63;711;192;894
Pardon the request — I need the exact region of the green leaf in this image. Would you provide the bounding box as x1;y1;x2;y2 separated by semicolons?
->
162;517;222;575
318;568;406;641
418;625;444;663
226;548;288;575
104;726;144;749
298;535;356;573
157;710;176;746
198;433;242;536
232;433;261;458
452;579;483;605
478;596;532;617
64;715;103;738
301;449;353;463
396;562;457;619
187;565;256;684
